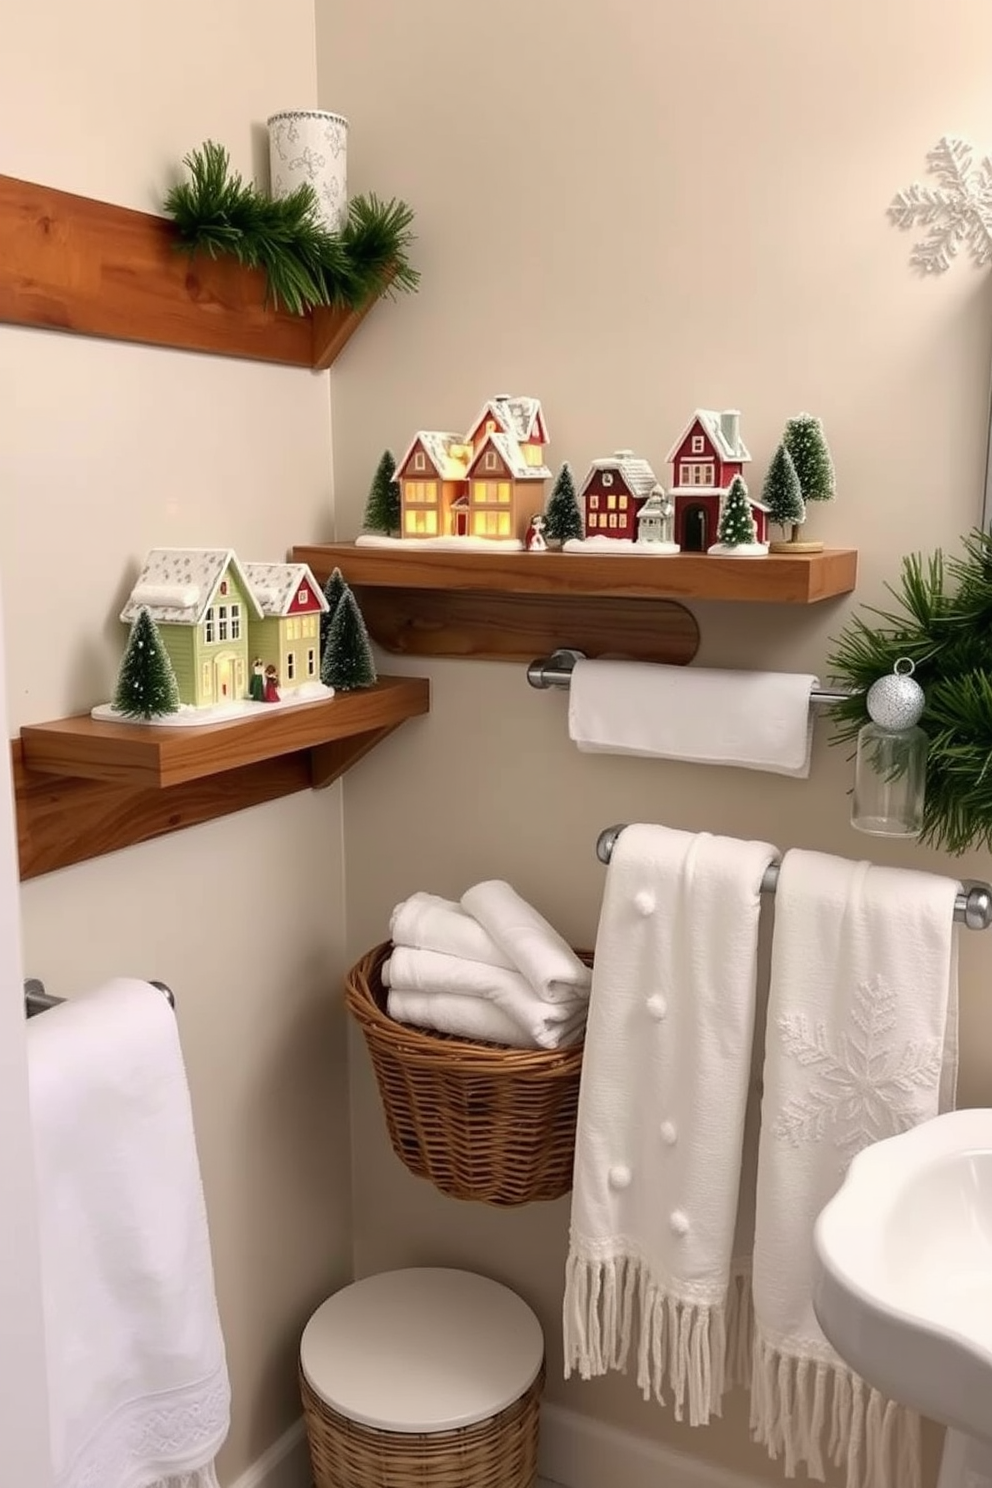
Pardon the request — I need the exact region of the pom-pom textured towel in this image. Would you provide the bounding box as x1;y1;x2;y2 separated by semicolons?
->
750;850;959;1488
567;660;819;777
28;978;230;1488
563;823;777;1424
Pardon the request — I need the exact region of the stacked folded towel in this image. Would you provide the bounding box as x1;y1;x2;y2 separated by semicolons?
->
384;882;591;1050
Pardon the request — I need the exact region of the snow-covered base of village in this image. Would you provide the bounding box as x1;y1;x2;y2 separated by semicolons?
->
92;681;337;729
355;534;524;551
562;536;681;555
706;541;769;557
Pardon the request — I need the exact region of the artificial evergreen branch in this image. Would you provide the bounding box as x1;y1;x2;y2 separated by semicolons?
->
828;530;992;854
163;141;419;316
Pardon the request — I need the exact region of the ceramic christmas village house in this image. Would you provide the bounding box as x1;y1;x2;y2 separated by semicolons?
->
392;395;550;545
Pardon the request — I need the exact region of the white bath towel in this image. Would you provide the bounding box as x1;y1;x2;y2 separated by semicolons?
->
563;823;777;1425
383;946;587;1049
461;879;592;1004
751;851;959;1488
567;659;819;778
28;978;230;1488
387;988;585;1049
389;891;515;969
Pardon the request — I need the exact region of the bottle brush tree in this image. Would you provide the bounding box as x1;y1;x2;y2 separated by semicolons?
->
321;584;377;691
543;462;583;545
782;413;835;507
320;566;348;656
362;449;401;534
717;475;756;547
113;607;181;719
762;443;806;542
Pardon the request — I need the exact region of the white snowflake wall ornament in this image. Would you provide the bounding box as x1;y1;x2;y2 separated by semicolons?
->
889;135;992;273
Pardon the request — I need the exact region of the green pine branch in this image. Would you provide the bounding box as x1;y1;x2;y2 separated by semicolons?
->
163;140;419;316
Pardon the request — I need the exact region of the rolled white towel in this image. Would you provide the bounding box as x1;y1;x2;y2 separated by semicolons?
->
389;891;514;969
460;880;592;1005
387;988;586;1050
383;947;587;1048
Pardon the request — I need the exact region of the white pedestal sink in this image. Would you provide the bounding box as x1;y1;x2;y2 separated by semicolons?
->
813;1109;992;1488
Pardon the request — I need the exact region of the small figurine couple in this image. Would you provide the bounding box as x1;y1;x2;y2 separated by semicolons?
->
250;657;280;703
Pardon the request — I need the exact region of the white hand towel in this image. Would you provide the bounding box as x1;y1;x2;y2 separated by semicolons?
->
568;659;819;777
383;946;587;1049
28;979;230;1488
751;850;959;1488
389;891;515;969
460;879;592;1004
387;988;585;1049
563;823;777;1426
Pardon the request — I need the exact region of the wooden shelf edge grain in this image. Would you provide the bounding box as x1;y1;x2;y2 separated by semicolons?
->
0;173;386;369
294;543;858;605
19;676;430;787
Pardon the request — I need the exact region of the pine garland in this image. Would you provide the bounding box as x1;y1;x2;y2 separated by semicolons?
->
163;140;419;315
828;528;992;855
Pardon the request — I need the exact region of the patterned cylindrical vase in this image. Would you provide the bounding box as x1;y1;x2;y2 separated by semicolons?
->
267;110;349;232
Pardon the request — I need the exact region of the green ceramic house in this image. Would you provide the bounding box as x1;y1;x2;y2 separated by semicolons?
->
242;561;329;692
120;548;262;707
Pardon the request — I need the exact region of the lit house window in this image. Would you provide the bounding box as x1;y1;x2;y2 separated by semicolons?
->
204;607;215;643
609;513;618;528
230;603;241;640
619;495;628;510
607;493;617;510
590;494;599;510
405;509;438;535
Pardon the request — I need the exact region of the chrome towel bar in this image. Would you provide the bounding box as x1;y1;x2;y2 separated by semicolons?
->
595;825;992;931
527;649;854;705
24;977;175;1017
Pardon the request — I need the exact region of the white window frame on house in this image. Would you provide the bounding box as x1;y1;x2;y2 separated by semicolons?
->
287;652;296;681
307;648;316;677
204;607;215;643
484;450;498;470
691;434;705;454
601;472;613;487
217;604;228;641
300;588;309;605
230;603;241;640
413;451;426;471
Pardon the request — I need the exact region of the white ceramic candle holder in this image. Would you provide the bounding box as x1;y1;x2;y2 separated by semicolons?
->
267;110;349;233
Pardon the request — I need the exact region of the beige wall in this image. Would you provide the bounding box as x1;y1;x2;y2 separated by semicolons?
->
0;4;351;1481
318;2;992;1483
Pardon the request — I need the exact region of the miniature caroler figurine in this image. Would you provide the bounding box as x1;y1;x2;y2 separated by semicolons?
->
249;657;265;702
263;664;280;703
525;513;548;552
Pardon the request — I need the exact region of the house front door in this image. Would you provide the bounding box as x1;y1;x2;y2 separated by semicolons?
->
453;509;468;536
214;651;237;701
683;504;709;552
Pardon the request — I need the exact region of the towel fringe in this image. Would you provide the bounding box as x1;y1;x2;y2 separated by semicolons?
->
749;1332;921;1488
724;1258;753;1389
564;1254;727;1425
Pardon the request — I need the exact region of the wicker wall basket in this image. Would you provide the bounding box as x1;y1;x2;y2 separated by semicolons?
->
345;942;591;1206
301;1360;545;1488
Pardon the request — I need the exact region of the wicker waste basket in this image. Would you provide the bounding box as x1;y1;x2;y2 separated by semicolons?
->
345;941;590;1206
300;1267;546;1488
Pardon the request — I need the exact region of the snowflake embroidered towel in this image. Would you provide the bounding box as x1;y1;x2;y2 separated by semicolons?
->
751;850;959;1488
563;823;777;1425
28;979;230;1488
567;660;820;777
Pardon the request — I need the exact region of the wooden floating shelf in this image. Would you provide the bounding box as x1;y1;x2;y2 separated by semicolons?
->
0;172;385;369
14;677;429;880
293;543;857;665
295;544;858;605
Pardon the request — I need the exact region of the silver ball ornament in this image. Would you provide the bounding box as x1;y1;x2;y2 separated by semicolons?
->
866;659;925;731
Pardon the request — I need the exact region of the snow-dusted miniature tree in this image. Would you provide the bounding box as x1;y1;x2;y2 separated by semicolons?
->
362;449;401;534
762;444;805;542
543;462;583;545
320;566;348;656
113;607;180;719
782;414;835;507
717;475;756;547
321;584;377;691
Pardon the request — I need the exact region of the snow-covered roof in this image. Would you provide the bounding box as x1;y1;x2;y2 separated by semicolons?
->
467;430;551;481
396;431;473;482
579;451;659;502
467;395;547;445
242;562;329;618
666;409;752;465
121;548;263;626
638;487;671;515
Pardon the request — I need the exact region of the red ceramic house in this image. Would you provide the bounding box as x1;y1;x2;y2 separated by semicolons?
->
666;409;767;551
577;451;660;541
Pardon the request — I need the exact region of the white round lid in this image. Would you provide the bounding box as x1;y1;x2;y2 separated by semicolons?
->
300;1268;544;1433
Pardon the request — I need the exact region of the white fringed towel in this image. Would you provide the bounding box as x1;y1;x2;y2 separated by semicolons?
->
383;946;586;1049
751;851;959;1488
389;892;515;969
461;879;592;1003
567;660;819;777
564;823;777;1425
28;979;230;1488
